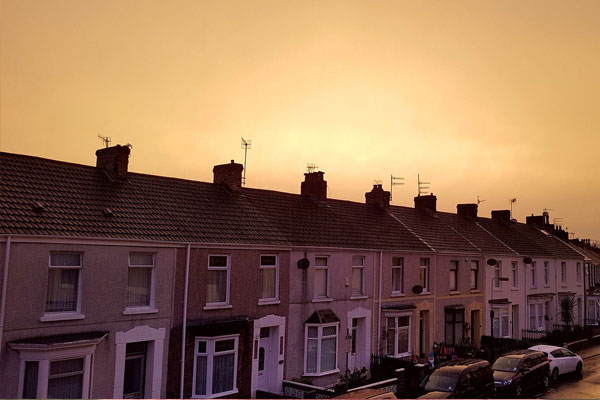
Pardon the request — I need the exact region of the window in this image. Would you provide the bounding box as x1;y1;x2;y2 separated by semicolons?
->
577;262;582;285
207;255;230;306
304;324;338;375
45;253;82;316
386;315;410;357
391;257;404;295
259;255;278;302
124;342;147;398
544;261;549;286
492;308;509;338
419;258;430;292
193;335;239;398
528;302;544;330
470;261;479;290
450;261;458;292
444;309;464;345
561;262;567;285
351;256;365;296
494;262;502;288
351;318;358;354
127;253;154;309
511;262;518;288
531;262;537;288
314;257;329;299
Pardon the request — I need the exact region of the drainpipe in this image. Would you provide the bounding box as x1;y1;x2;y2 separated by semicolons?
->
377;250;383;354
179;244;191;399
0;237;11;357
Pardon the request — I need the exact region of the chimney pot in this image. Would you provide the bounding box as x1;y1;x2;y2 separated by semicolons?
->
301;171;327;201
213;160;243;190
96;144;131;180
414;194;437;212
457;203;478;219
366;184;390;211
491;210;511;224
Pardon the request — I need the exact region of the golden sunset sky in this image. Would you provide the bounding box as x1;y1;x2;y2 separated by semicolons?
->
1;0;599;240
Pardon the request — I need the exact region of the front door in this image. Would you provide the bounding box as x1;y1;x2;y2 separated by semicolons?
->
123;342;146;399
348;318;363;370
257;327;277;393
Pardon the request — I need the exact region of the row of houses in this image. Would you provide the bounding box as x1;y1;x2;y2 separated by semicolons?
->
0;145;595;398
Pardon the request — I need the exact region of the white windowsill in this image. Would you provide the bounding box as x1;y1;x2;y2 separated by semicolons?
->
391;292;405;297
258;299;281;306
350;295;368;300
40;312;85;322
511;288;520;291
470;289;481;293
203;304;233;310
312;297;333;303
449;290;460;295
192;388;238;399
419;291;431;296
123;307;158;315
303;368;340;377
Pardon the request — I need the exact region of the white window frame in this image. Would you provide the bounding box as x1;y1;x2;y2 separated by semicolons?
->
386;314;411;358
192;335;239;399
205;255;230;308
530;262;537;288
303;323;339;376
511;262;518;289
577;262;582;285
492;307;510;338
449;260;459;292
351;256;365;297
470;261;479;291
528;301;545;331
258;254;279;304
41;253;84;322
124;252;157;314
420;258;430;293
391;257;404;296
494;262;502;289
313;256;330;300
561;261;567;285
543;261;550;287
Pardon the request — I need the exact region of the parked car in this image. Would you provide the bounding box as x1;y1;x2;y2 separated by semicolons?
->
334;389;397;399
492;350;550;398
418;359;494;398
528;344;583;381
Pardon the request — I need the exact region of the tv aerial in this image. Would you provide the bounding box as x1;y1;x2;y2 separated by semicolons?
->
417;174;430;196
390;175;404;201
241;137;251;186
98;135;111;148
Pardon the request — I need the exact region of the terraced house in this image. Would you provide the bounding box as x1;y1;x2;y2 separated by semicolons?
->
0;145;586;398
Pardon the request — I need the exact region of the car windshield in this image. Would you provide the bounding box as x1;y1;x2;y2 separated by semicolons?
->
424;372;458;392
492;357;520;372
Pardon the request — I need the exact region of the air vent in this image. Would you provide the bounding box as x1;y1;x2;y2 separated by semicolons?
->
31;201;45;212
103;208;114;217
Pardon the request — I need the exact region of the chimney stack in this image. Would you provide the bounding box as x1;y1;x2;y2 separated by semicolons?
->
491;210;511;224
414;194;437;212
366;184;390;211
457;203;478;219
526;214;546;229
213;160;243;191
96;144;131;180
301;171;327;201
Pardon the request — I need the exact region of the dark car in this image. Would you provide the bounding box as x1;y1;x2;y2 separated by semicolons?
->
418;359;495;399
492;350;550;398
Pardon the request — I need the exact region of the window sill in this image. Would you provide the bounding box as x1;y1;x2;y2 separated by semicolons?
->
258;299;281;306
303;368;340;377
449;290;461;296
192;388;238;399
511;287;520;291
419;291;431;296
312;297;333;303
350;295;368;300
391;292;405;297
123;307;158;315
203;304;233;310
40;312;85;322
543;285;551;288
470;289;481;294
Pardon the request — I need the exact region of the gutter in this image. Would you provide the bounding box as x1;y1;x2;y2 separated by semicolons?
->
0;236;11;357
179;243;191;398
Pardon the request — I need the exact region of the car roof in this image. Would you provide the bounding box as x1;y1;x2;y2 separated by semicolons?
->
435;359;490;374
334;389;397;399
499;350;543;358
528;344;562;352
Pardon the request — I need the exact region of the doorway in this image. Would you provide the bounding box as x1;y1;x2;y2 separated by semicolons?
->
123;342;147;399
470;310;481;347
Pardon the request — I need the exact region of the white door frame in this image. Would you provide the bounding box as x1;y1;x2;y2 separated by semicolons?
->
251;314;285;397
347;307;371;371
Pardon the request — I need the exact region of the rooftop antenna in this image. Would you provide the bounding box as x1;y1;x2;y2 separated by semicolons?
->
477;196;486;205
390;175;404;201
553;217;563;226
306;163;319;173
240;137;251;186
417;174;430;196
509;198;517;219
98;135;111;148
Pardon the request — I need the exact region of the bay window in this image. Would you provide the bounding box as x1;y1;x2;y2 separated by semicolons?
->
304;324;338;375
193;335;239;398
386;315;410;357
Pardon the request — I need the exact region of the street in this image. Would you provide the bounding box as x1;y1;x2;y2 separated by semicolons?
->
545;344;600;399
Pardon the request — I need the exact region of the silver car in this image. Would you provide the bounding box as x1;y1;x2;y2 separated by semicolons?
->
528;344;583;381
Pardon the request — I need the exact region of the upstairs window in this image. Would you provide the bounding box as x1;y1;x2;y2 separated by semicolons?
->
46;253;82;314
419;258;430;293
449;261;459;291
391;257;404;295
314;257;329;299
511;262;518;288
561;262;567;285
207;256;229;306
494;262;502;288
351;257;365;296
577;262;582;285
470;261;479;290
259;255;278;302
544;261;550;286
531;262;537;288
127;253;154;308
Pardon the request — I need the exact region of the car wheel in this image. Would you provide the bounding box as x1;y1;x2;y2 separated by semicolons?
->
552;367;559;382
576;362;583;378
515;384;523;398
543;375;549;390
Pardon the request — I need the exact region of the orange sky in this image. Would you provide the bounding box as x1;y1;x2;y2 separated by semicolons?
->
1;0;599;241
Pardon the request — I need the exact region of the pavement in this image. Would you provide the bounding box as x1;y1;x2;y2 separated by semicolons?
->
577;345;600;361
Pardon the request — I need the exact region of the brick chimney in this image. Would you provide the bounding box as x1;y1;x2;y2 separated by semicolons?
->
213;160;243;191
96;145;131;180
414;194;437;212
301;171;327;201
491;210;511;224
457;203;478;219
526;214;546;229
366;184;390;211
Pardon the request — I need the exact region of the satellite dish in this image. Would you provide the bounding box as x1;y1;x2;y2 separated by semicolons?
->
486;258;497;266
523;257;533;264
412;285;424;294
297;258;310;270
